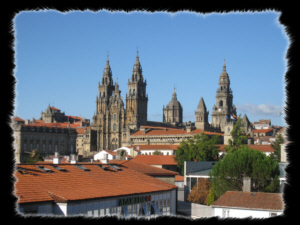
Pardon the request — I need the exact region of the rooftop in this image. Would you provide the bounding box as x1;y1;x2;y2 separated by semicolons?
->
131;155;177;166
132;126;223;136
211;191;284;211
14;162;178;204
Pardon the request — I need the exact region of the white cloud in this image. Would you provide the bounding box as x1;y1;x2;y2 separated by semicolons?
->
236;103;283;117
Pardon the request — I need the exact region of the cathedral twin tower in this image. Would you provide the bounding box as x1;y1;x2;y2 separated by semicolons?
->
92;52;148;150
91;52;236;151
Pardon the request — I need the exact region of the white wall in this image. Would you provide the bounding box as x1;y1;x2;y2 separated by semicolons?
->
213;207;283;218
140;150;174;155
94;151;115;160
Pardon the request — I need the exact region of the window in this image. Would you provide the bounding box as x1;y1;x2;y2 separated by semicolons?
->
219;100;223;107
223;209;230;218
113;123;117;131
113;114;117;121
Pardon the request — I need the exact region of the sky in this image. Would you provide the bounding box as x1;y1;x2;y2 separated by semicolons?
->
13;10;288;127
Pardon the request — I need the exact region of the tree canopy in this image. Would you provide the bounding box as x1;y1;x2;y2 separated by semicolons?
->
174;133;220;175
210;145;280;198
26;149;44;164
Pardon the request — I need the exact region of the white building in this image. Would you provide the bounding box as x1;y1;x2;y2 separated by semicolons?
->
211;191;284;218
15;160;178;217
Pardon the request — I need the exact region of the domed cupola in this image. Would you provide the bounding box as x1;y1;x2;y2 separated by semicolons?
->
163;89;183;124
167;89;182;109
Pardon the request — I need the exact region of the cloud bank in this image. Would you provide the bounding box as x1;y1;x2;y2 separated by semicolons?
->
236;103;283;117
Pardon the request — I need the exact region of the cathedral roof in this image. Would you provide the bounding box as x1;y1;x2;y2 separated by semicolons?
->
197;97;207;112
166;89;182;109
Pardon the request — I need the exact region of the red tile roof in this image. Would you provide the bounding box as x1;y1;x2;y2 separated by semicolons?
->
12;116;24;122
75;126;91;134
21;121;87;130
131;155;177;166
109;160;179;176
211;191;284;211
217;145;274;153
253;128;273;133
175;175;184;182
131;126;223;136
14;162;177;204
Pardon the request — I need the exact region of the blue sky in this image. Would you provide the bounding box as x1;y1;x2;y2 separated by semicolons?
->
13;10;288;127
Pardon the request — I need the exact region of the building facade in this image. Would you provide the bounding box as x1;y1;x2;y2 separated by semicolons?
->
12;106;90;163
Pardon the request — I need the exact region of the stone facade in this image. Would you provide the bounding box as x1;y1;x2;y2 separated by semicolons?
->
91;53;147;151
12;118;77;163
12;106;90;163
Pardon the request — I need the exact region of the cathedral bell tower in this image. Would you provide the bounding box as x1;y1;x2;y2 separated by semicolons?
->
211;60;236;132
92;55;125;151
195;97;209;130
125;51;148;130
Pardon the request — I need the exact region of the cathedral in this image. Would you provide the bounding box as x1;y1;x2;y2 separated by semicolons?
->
90;52;241;151
12;52;255;163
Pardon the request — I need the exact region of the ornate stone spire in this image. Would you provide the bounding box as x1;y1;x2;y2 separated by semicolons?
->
101;53;113;86
132;50;143;82
172;88;177;100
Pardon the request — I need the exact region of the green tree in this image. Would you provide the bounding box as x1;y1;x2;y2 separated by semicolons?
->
206;185;216;206
270;134;285;162
26;149;44;164
225;116;248;153
174;133;220;175
210;145;280;199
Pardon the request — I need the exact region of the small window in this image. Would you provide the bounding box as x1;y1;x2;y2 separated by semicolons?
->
113;123;117;131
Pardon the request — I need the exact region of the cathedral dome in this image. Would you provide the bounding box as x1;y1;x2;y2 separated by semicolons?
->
166;91;182;109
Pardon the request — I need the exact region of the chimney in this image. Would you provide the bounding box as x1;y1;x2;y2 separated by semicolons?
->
53;151;60;164
243;176;251;192
70;154;77;164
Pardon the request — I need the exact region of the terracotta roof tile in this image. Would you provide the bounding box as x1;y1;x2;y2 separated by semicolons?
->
131;126;223;136
12;116;24;122
175;175;184;182
253;128;274;133
131;155;177;166
14;162;177;204
109;160;178;176
217;145;274;153
211;191;284;211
